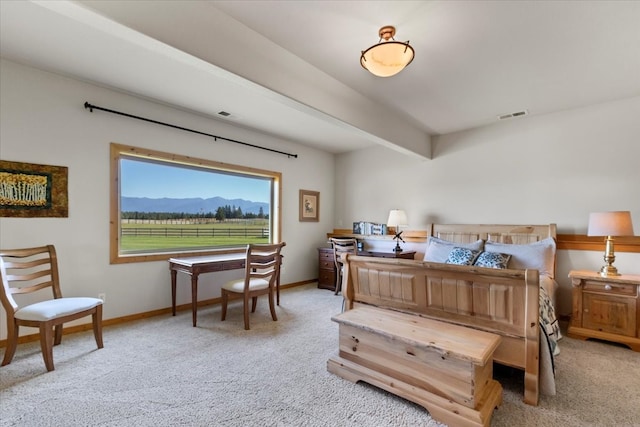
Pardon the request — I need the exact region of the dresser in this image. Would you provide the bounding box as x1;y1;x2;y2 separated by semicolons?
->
568;270;640;352
318;247;337;290
317;247;416;291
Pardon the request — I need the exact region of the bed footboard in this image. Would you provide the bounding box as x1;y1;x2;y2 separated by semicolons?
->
342;254;541;405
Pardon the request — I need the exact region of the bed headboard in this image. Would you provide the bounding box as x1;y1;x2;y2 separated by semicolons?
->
430;223;557;277
431;223;556;244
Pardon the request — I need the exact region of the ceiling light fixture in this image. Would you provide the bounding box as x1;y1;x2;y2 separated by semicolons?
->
360;26;415;78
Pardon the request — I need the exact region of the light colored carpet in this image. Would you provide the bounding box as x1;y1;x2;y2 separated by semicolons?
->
1;284;638;427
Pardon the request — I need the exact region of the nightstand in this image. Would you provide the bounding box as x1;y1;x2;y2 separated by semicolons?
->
568;270;640;351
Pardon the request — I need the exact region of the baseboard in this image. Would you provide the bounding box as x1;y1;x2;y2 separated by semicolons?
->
0;280;315;348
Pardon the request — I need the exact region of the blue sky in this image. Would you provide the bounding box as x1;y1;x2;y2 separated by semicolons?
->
120;159;270;203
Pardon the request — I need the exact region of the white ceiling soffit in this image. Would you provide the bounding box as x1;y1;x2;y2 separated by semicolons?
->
3;1;640;157
0;0;431;159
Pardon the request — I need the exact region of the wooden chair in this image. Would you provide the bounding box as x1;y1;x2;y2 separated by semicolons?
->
0;245;104;371
221;242;285;330
330;238;358;295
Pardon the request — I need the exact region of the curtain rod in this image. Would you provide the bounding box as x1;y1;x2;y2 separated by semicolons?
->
83;102;298;159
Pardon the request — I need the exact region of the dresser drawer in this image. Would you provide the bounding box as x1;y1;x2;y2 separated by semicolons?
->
319;269;335;283
319;251;334;262
583;280;636;296
319;259;334;270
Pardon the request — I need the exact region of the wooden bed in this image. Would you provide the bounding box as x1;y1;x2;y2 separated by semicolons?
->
341;223;557;406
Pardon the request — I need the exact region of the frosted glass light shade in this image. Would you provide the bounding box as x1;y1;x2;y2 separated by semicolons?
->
360;26;414;78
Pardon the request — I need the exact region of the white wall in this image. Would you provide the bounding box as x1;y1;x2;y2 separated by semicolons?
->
0;59;335;339
335;96;640;316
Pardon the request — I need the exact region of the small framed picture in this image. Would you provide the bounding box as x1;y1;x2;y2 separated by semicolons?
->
299;189;319;222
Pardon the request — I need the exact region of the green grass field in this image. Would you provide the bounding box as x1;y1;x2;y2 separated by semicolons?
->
119;221;269;251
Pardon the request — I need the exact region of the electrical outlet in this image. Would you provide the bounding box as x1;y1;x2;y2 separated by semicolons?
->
98;293;106;303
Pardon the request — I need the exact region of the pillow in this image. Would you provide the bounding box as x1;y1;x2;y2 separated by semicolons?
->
484;237;556;276
423;237;484;263
473;251;511;269
446;247;481;266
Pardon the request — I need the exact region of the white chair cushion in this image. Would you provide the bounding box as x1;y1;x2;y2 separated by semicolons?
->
222;278;270;293
15;297;102;322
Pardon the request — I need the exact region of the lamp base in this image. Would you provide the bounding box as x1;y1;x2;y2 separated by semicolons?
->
599;237;620;277
393;242;403;252
599;265;620;277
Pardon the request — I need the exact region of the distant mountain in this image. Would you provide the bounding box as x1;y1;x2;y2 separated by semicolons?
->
121;196;268;215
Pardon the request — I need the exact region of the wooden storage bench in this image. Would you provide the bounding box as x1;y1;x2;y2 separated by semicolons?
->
327;305;502;427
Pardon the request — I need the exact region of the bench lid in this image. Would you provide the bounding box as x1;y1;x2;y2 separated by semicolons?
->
333;305;501;365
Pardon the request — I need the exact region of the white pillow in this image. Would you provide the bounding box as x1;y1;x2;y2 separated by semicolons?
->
484;237;556;277
423;237;484;263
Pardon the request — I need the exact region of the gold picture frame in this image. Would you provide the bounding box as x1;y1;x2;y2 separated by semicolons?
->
299;189;319;222
0;160;69;218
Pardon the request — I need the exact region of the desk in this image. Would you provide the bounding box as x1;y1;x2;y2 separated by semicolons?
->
169;253;245;327
170;253;284;326
357;250;416;259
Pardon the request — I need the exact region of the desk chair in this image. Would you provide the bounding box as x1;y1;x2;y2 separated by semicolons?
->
330;238;357;295
221;242;285;330
0;245;104;371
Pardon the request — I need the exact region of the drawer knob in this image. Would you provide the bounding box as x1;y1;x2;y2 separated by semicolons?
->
604;284;613;291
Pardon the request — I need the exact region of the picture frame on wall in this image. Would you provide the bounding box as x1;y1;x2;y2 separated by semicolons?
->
0;160;69;218
299;189;319;222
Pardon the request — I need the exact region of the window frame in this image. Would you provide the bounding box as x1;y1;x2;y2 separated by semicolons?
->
110;143;282;264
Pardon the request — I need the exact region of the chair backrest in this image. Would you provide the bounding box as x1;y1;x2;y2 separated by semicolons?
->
244;242;286;290
330;238;358;268
0;245;61;315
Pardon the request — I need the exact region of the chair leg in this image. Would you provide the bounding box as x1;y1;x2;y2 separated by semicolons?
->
243;295;250;330
268;290;278;322
334;267;342;295
93;305;104;349
221;290;228;321
39;323;55;372
54;324;63;346
1;321;19;366
251;296;258;313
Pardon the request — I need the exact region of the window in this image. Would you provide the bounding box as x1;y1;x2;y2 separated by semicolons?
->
110;143;281;264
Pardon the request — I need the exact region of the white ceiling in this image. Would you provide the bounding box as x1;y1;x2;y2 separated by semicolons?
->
2;1;640;158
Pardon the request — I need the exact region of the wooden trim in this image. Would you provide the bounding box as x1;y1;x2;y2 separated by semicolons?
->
330;229;640;253
328;229;429;243
0;280;313;348
557;234;640;253
109;143;283;264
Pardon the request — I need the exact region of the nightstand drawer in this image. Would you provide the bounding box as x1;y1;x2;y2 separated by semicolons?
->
583;280;636;296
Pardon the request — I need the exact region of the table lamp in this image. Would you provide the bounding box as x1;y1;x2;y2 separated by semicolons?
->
387;209;408;252
587;211;634;277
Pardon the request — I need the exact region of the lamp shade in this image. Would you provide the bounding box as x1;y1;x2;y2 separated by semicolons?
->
360;26;414;78
387;209;408;227
587;211;634;236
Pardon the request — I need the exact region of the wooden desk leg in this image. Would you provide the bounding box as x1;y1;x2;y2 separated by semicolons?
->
191;274;199;327
171;269;177;316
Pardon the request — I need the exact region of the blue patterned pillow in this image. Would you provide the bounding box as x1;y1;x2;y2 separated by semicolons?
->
473;251;511;269
446;247;481;266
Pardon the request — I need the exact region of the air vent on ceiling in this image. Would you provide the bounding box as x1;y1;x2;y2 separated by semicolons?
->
497;109;529;120
218;111;231;117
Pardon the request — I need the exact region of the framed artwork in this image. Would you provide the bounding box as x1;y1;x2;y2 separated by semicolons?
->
0;160;69;218
299;189;319;222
